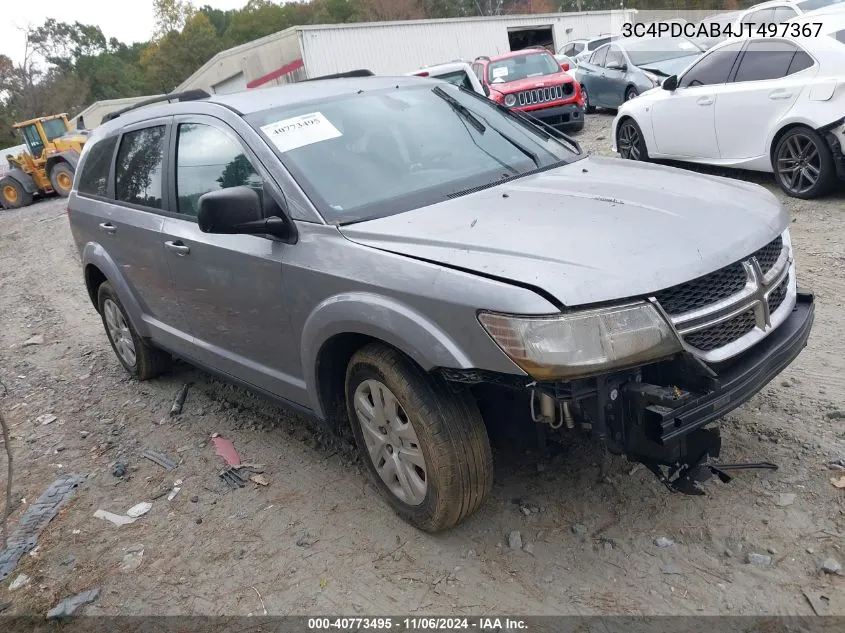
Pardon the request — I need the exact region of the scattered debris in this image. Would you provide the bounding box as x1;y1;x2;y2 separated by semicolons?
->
465;548;477;559
776;493;796;507
111;461;127;478
250;474;269;486
830;475;845;489
746;552;772;566
219;465;262;489
0;475;85;580
296;533;319;548
126;502;152;518
79;430;89;439
662;563;683;575
821;558;842;575
571;524;587;535
507;530;522;549
825;410;845;420
523;542;535;555
804;590;832;616
654;537;674;548
93;510;137;527
120;544;144;572
169;383;191;416
46;588;100;620
9;573;31;591
251;585;268;616
190;495;199;503
141;449;177;470
767;547;779;555
22;335;44;347
212;435;240;466
195;518;202;525
150;487;170;500
167;486;181;502
0;600;10;612
36;414;56;426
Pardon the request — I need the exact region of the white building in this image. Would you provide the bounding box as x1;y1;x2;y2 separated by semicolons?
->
176;10;635;94
73;94;166;130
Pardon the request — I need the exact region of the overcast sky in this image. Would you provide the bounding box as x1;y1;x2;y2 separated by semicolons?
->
1;0;249;64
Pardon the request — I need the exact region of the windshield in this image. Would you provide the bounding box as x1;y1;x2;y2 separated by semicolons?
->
487;52;560;83
622;37;702;66
247;84;581;224
798;0;845;10
42;119;67;141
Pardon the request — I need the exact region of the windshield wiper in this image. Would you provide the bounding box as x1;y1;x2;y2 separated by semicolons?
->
432;86;540;168
492;103;581;155
432;86;486;134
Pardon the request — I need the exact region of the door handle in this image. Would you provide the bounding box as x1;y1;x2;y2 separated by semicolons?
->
696;96;714;106
769;90;793;100
164;240;190;256
98;222;116;234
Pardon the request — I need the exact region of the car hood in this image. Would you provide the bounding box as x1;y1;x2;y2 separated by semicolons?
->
637;54;700;76
339;156;787;308
491;73;572;93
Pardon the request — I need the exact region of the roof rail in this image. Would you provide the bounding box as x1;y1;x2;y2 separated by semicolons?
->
305;69;375;81
475;55;490;61
102;90;210;123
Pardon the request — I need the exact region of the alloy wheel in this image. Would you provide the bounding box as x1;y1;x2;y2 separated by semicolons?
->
103;298;136;367
618;121;642;160
353;379;428;506
776;133;821;196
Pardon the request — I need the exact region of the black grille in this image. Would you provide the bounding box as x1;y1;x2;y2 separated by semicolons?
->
515;83;573;107
751;235;783;275
768;276;789;314
685;310;757;352
654;236;783;316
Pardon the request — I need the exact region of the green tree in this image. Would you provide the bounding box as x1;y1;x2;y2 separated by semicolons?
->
141;12;222;92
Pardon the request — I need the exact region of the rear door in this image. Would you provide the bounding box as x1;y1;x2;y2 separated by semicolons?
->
714;39;814;160
161;115;302;402
81;119;191;351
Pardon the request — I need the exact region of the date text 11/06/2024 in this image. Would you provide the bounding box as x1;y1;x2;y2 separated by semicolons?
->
623;21;824;39
307;617;529;631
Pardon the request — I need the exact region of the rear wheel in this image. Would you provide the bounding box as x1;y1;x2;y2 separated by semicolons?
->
772;126;837;199
49;163;74;197
617;118;649;161
345;343;493;532
97;282;170;380
0;177;33;209
625;86;639;102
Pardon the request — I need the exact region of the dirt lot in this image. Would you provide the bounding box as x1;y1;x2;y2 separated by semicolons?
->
1;112;844;617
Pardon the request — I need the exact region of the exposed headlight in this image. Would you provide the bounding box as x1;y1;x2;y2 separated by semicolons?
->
478;302;681;380
503;94;517;107
643;72;661;87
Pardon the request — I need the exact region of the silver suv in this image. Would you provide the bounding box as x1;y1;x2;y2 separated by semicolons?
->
68;77;814;532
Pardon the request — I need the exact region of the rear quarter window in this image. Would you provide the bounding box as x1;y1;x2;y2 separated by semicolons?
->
77;136;118;198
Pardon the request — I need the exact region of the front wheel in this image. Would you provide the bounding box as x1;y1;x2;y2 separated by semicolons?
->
581;84;596;114
49;163;74;197
625;86;639;102
617;118;649;161
773;127;837;199
345;344;493;532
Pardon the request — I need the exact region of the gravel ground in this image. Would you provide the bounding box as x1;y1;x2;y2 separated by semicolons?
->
0;112;844;617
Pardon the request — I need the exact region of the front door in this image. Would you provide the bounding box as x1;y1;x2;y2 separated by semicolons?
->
161;116;304;403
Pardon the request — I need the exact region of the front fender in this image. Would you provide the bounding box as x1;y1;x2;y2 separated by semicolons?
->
300;292;475;418
81;242;149;337
47;150;80;172
4;168;38;193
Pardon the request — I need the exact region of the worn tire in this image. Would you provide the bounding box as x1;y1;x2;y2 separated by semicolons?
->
345;343;493;532
0;177;33;209
49;162;74;197
625;86;639;102
772;126;837;200
616;117;649;162
581;84;596;114
97;281;170;380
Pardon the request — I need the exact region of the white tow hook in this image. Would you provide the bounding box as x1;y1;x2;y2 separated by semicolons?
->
530;390;564;429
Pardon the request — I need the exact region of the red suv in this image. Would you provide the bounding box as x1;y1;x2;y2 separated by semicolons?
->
472;49;584;132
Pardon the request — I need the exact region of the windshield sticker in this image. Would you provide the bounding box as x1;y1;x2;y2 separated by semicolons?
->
492;66;509;78
260;112;341;153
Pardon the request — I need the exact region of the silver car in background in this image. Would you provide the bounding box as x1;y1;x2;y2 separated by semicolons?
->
574;36;703;110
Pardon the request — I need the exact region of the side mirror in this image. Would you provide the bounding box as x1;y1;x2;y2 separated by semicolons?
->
198;186;292;240
662;75;678;91
482;83;490;96
560;62;570;71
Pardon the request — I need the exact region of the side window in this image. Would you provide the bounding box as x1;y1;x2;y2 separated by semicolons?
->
605;46;625;69
679;42;744;88
589;37;610;51
472;63;484;82
787;49;814;75
115;126;166;209
563;44;575;57
742;8;775;25
176;122;263;217
435;70;475;91
590;45;609;66
21;125;44;157
733;40;797;82
773;7;797;22
77;136;118;198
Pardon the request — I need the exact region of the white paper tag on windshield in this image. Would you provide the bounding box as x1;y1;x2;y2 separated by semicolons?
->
492;67;509;78
261;112;342;153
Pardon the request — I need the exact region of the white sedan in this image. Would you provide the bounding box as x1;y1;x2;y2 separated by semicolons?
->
611;29;845;198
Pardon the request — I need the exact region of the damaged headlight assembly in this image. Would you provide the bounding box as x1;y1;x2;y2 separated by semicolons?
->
478;302;682;380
